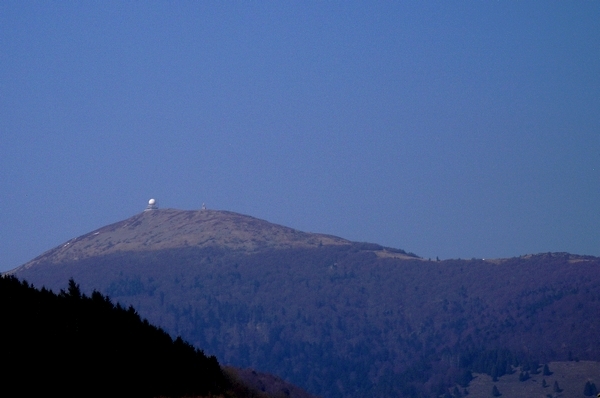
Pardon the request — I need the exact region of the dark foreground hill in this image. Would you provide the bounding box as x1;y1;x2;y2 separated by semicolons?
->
0;274;315;398
10;208;600;397
0;275;226;398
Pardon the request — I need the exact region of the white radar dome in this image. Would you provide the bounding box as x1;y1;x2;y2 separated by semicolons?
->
145;198;158;211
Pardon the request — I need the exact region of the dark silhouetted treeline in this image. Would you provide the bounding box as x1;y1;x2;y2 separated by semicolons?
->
0;275;226;398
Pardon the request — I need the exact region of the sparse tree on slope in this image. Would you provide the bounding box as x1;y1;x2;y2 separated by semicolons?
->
491;385;501;397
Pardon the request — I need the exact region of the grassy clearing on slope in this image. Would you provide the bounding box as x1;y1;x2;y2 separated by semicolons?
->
467;361;600;398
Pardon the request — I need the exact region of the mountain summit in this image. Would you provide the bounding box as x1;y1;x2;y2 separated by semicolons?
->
14;209;354;272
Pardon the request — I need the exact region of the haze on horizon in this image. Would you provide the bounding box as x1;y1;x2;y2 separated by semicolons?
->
1;2;599;272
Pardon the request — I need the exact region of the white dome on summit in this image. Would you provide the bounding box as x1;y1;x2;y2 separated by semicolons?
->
145;198;158;211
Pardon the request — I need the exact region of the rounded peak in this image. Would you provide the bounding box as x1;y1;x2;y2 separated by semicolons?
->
14;209;352;270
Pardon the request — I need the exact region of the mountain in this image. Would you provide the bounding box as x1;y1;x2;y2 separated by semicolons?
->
16;209;352;268
9;208;600;397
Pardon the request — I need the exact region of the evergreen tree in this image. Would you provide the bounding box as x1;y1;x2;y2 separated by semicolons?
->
66;277;82;299
584;381;598;396
553;380;562;393
491;385;501;397
542;363;552;376
519;371;530;382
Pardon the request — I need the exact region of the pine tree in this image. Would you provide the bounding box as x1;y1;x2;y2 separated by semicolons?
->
584;381;598;396
553;380;562;393
543;364;552;376
491;385;501;397
66;278;82;299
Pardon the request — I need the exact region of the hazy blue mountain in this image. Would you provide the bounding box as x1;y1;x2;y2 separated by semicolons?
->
9;209;600;397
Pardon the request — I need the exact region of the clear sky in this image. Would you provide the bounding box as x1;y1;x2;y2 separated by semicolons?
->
1;1;599;271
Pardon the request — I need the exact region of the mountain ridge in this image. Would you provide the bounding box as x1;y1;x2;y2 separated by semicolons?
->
8;208;600;397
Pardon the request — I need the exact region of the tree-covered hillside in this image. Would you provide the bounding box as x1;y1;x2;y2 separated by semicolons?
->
14;246;600;397
10;210;600;397
0;275;227;397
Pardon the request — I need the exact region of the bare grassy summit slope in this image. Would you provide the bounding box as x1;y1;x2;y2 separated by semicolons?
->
14;209;352;271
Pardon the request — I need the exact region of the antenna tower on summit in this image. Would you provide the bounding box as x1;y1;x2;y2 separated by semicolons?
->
145;198;158;211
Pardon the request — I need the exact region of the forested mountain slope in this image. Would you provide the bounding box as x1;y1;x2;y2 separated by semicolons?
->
0;275;226;398
0;275;315;398
9;209;600;397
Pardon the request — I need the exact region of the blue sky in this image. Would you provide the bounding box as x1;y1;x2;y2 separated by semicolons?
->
1;1;599;271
